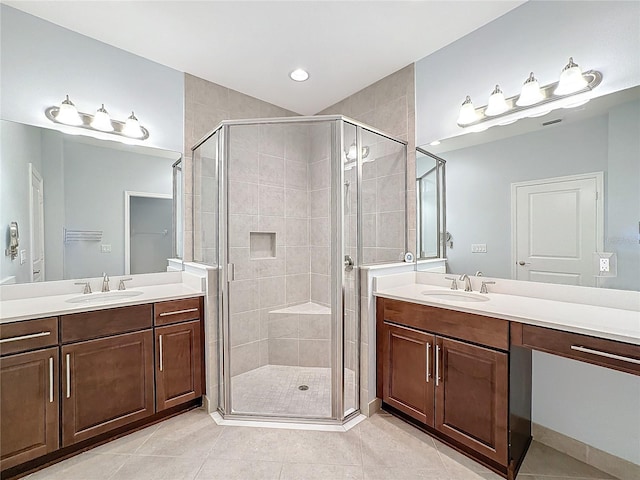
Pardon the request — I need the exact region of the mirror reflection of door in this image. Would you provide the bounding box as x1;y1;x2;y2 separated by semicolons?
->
512;172;603;286
126;193;173;275
29;163;44;282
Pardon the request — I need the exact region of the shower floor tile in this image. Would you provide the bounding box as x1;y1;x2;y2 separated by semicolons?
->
231;365;355;418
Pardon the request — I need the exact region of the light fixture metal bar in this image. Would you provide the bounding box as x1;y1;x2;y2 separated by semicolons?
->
45;106;150;140
457;70;602;128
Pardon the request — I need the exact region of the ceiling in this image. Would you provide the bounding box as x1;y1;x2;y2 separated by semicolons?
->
4;1;526;115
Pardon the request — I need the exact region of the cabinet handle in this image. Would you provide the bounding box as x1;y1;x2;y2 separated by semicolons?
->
426;342;430;382
571;345;640;365
49;357;54;403
159;335;164;372
66;354;71;398
435;345;440;387
159;308;198;317
0;331;51;344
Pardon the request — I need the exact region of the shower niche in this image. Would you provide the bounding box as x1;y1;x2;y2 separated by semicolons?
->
192;116;407;424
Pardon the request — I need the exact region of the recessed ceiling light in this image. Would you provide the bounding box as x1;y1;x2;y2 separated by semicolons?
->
290;68;309;82
429;140;441;146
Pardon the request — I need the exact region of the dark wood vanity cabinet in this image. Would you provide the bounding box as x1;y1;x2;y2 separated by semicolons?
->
61;330;155;446
435;337;508;466
383;324;435;426
0;348;59;470
0;318;60;470
155;320;202;411
1;296;205;479
377;297;529;479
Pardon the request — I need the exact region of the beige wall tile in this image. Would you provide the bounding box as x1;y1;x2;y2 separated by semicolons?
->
299;339;331;367
230;341;260;376
269;338;299;365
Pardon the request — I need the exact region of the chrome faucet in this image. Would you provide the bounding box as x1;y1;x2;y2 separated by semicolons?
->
459;274;472;292
74;281;92;294
445;276;458;290
118;278;133;290
101;272;110;292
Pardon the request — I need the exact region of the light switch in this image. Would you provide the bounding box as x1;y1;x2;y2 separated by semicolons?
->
19;249;26;265
471;244;487;253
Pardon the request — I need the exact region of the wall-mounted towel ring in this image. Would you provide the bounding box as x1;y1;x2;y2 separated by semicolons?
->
5;221;19;260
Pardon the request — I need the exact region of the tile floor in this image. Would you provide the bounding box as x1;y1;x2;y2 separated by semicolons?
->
24;409;617;480
231;365;356;417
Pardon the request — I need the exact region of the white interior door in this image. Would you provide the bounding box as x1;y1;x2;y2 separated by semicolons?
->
512;173;603;286
29;164;45;282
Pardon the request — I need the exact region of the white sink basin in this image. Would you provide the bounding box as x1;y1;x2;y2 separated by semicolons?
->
421;290;490;302
66;290;143;304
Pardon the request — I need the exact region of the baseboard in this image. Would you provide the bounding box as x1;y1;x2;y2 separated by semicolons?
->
532;423;639;480
364;397;381;416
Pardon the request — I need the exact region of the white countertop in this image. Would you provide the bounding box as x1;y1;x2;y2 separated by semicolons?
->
375;282;640;345
0;282;204;323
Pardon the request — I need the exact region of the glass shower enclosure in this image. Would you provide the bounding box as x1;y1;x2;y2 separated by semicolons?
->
193;116;407;423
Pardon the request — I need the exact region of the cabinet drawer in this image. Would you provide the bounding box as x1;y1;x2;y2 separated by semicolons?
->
0;317;58;356
521;324;640;376
61;304;152;343
154;297;201;326
382;299;509;351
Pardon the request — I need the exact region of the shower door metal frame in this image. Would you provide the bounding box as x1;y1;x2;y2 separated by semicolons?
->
191;115;407;425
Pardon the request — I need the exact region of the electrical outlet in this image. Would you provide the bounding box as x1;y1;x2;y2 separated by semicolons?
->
101;244;112;254
599;257;610;272
471;244;487;253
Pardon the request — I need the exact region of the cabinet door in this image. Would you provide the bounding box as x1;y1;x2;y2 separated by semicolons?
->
156;320;202;411
435;337;508;465
0;348;59;470
62;330;154;446
382;323;435;426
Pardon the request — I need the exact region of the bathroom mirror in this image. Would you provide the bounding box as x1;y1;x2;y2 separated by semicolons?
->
416;86;640;291
1;120;183;285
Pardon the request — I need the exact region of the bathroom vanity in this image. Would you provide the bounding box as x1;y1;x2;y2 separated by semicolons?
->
0;283;204;479
374;273;640;480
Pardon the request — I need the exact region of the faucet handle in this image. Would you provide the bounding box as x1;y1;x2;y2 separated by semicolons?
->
74;281;92;294
444;277;458;290
118;278;133;290
480;281;496;294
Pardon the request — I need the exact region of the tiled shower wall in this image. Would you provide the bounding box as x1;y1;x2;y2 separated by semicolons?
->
319;63;415;259
227;122;334;376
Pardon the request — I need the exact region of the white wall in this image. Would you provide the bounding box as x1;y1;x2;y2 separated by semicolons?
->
0;4;184;152
62;141;174;279
415;1;640;145
0;122;42;284
533;351;640;464
414;1;640;463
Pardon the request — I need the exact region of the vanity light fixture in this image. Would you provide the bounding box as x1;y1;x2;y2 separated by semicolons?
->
290;68;310;82
516;73;545;106
456;58;601;129
45;96;150;140
122;112;144;138
91;104;114;132
485;85;509;116
456;96;481;125
554;57;589;95
55;95;83;126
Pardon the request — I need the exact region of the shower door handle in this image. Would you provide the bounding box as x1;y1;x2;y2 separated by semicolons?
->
344;255;354;272
227;263;235;282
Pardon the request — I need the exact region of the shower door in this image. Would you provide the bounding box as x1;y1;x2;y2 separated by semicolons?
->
222;118;359;421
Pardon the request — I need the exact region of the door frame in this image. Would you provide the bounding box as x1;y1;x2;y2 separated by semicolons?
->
510;171;604;280
124;191;172;275
28;163;45;282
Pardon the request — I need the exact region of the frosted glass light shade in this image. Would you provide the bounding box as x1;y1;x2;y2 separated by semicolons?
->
345;142;369;161
554;57;588;95
122;111;144;138
91;104;114;132
485;85;509;116
457;96;480;125
56;95;82;126
516;73;545;106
